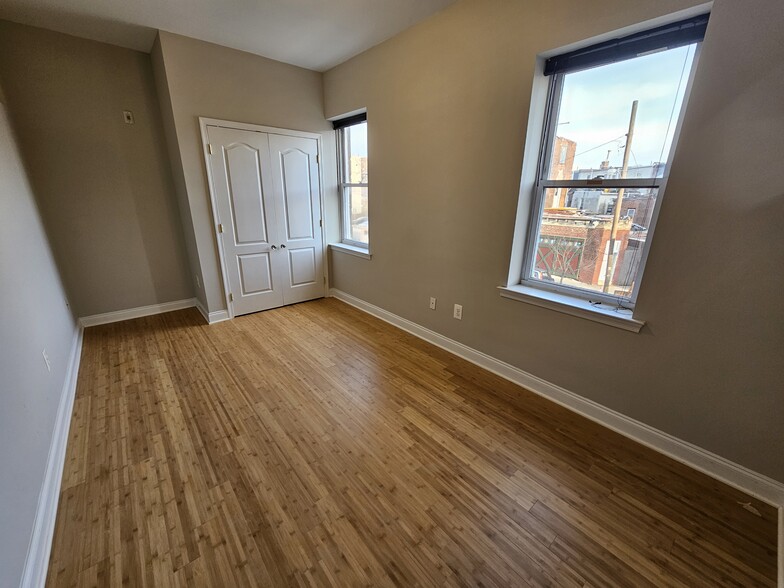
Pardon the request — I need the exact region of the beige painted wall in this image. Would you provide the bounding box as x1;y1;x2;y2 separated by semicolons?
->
153;32;338;313
0;91;76;588
150;36;206;305
0;22;193;317
324;0;784;481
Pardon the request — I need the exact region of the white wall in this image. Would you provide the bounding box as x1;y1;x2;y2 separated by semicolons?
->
324;0;784;482
0;91;77;588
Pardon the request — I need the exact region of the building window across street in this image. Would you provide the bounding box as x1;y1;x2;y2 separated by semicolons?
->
519;14;708;307
334;113;369;248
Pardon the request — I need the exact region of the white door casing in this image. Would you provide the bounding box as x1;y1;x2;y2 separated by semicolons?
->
203;120;325;317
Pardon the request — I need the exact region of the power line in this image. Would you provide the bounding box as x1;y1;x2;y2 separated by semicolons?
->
573;134;625;158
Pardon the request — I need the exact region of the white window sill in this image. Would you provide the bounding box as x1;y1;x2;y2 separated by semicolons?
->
329;243;372;260
498;284;645;333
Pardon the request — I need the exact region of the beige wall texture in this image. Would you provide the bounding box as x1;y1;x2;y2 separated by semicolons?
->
150;36;206;306
324;0;784;482
0;22;193;317
152;32;338;314
0;91;76;588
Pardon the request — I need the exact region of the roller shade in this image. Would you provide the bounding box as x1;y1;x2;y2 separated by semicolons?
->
544;14;709;76
332;112;367;130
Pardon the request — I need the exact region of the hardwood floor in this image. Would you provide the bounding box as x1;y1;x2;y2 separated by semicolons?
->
47;298;778;587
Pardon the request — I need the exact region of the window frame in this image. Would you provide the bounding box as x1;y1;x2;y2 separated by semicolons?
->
336;118;369;250
519;38;703;310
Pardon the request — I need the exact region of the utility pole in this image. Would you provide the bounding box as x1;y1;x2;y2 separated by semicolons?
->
602;100;638;293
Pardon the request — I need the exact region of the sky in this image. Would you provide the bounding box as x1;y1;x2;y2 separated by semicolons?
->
346;122;368;157
553;44;696;174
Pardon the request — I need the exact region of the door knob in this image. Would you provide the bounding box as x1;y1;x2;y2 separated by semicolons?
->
271;245;277;250
280;244;286;249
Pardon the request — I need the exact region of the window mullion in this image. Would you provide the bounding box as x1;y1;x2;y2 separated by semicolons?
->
540;179;662;189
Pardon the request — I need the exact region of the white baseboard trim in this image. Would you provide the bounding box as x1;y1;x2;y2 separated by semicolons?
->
779;508;784;588
329;288;784;508
194;299;230;325
195;300;209;323
330;288;784;583
79;298;197;327
19;324;84;588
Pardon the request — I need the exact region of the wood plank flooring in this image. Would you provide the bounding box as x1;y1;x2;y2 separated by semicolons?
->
47;298;778;587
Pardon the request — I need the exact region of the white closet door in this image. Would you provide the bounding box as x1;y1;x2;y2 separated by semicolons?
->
205;124;325;317
268;133;325;305
207;126;284;315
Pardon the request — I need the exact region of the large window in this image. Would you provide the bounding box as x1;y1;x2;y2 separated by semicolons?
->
335;113;369;248
521;15;707;308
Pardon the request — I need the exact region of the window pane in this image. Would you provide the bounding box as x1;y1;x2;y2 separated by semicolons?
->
530;187;658;299
344;186;369;244
343;122;368;184
547;44;696;181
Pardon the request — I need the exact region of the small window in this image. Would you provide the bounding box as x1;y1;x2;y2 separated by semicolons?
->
334;114;369;248
520;14;707;306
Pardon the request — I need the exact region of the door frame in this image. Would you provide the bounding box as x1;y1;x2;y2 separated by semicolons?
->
199;117;328;319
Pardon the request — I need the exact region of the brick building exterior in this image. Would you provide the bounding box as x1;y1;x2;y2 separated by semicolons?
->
536;210;633;290
544;136;577;208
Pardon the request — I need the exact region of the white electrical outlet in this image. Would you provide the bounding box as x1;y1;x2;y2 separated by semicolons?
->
123;110;134;124
195;275;201;288
42;349;51;372
429;297;437;310
453;304;463;320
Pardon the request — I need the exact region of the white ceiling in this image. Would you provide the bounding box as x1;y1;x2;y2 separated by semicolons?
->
0;0;457;71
